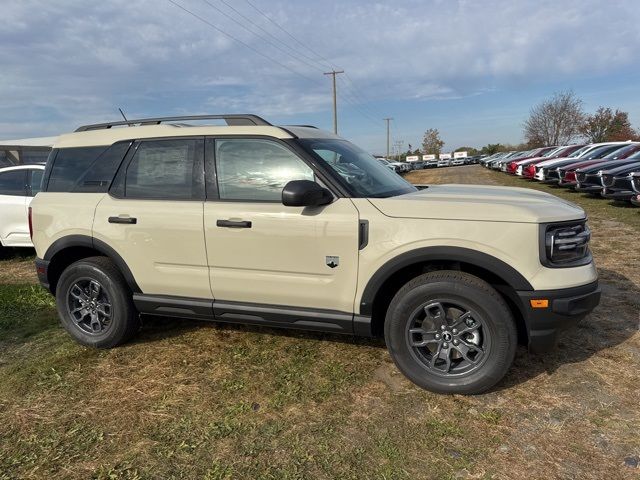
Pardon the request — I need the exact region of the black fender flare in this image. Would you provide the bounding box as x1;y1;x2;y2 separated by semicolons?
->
44;235;141;293
359;246;533;315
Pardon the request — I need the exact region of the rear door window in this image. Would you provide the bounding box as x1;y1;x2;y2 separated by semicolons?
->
0;170;26;196
122;139;204;200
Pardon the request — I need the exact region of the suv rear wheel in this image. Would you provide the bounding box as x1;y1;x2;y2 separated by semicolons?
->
55;256;140;348
384;271;517;394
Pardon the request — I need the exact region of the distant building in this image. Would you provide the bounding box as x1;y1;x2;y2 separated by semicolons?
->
0;136;56;166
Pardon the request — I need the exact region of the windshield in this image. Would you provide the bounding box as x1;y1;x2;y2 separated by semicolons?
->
299;139;417;198
584;144;626;159
602;143;639;159
542;147;563;157
569;146;591;158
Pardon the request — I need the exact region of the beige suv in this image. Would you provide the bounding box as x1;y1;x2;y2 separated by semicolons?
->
31;114;600;394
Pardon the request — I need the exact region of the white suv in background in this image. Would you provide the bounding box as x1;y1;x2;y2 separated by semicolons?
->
0;164;45;248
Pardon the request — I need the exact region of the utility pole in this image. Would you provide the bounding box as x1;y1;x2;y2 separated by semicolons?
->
324;70;344;134
384;117;393;160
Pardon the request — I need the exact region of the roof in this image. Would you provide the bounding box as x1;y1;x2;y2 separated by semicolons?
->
53;124;340;149
0;136;57;148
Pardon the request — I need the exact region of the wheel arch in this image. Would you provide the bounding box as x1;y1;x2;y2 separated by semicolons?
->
359;246;532;342
44;235;141;295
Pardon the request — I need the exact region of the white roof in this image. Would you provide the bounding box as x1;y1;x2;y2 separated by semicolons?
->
0;136;58;147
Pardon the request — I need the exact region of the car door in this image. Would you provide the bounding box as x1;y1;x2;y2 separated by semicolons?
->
93;138;210;299
0;169;29;246
203;137;360;316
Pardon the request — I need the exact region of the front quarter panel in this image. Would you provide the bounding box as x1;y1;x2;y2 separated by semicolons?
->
351;199;598;314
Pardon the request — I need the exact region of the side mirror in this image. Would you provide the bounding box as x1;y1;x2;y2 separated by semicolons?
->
282;180;333;207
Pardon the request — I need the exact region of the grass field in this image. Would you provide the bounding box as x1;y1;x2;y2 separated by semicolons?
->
0;165;638;479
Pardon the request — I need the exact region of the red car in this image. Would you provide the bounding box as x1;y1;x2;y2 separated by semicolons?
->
558;143;640;187
520;145;586;178
506;147;557;174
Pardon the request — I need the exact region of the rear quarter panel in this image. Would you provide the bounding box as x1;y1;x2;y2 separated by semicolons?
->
30;193;105;258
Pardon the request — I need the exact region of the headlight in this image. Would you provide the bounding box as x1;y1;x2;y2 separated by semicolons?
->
540;221;592;267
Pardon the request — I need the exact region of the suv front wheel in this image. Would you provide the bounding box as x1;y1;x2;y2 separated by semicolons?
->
384;271;517;394
55;256;140;348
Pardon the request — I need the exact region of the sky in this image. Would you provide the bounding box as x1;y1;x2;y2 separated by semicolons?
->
1;0;639;154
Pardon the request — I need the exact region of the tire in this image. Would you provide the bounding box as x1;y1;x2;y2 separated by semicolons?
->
384;271;517;395
55;256;140;348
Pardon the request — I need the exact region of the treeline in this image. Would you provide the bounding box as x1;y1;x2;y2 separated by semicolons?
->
395;91;639;160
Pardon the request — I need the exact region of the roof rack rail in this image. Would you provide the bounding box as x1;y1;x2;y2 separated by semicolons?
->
75;114;272;132
284;124;319;129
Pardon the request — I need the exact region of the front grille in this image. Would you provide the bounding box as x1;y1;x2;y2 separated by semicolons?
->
586;173;600;184
632;175;640;193
612;175;632;190
576;172;587;182
601;174;615;187
546;169;559;179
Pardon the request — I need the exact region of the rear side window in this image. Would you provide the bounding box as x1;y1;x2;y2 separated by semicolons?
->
73;142;132;192
122;139;204;200
46;147;107;192
0;170;26;196
21;150;51;165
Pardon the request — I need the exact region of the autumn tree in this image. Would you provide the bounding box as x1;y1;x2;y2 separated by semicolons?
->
580;107;638;143
523;91;584;146
421;128;445;155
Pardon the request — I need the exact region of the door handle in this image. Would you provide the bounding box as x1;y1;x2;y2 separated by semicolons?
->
216;219;252;228
108;216;137;224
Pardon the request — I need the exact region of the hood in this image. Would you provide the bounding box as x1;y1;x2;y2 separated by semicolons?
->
369;184;586;224
580;159;640;173
604;161;640;175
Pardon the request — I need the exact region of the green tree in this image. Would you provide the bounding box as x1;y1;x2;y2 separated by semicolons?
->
454;146;479;156
580;107;638;143
421;128;445;155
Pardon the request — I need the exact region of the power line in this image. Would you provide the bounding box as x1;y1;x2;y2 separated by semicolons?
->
167;0;322;87
168;0;390;131
244;0;336;70
241;0;388;121
199;0;322;74
216;0;329;69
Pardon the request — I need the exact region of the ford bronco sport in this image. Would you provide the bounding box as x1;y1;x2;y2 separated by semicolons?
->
30;114;601;394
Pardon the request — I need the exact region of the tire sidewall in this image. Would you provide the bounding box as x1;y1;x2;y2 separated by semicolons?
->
385;276;516;394
56;261;132;348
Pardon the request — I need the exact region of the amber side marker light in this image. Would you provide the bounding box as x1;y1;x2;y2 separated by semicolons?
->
530;299;549;308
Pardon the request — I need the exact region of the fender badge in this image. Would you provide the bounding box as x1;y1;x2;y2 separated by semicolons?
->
325;256;339;268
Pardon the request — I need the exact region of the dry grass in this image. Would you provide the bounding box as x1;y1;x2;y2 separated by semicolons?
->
0;166;638;479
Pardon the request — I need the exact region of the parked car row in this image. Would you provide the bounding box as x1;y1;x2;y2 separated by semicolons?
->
481;141;640;206
377;155;485;174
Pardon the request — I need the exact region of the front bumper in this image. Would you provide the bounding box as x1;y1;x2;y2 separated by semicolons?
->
575;184;602;194
516;281;601;353
601;189;635;201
